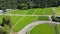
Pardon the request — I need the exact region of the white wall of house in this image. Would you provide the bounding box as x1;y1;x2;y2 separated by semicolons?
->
0;10;3;14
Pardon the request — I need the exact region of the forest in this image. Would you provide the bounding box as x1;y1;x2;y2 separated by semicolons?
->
0;0;60;9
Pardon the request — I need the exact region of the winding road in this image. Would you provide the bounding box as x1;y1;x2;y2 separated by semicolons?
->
18;21;60;34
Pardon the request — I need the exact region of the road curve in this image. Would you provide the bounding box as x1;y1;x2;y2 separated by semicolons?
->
18;21;60;34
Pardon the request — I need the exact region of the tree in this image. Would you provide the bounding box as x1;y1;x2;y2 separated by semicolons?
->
1;16;12;28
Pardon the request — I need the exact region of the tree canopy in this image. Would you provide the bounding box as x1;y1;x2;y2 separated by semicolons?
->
0;0;60;9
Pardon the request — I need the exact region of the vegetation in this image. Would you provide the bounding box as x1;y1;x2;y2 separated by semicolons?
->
57;24;60;34
51;16;60;22
38;16;50;21
0;0;60;10
30;24;55;34
0;16;11;34
13;16;36;32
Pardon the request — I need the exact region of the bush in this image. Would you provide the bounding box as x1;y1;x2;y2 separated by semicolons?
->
1;15;12;28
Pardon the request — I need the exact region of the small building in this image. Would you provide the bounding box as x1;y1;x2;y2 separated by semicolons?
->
0;10;3;14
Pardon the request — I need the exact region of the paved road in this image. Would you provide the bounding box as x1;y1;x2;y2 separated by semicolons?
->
18;21;60;34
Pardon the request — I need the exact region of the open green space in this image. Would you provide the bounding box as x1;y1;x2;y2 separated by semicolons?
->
0;7;60;33
30;24;55;34
13;16;36;32
8;8;53;15
9;9;29;14
26;9;36;15
34;8;43;15
10;16;22;25
55;8;60;15
38;16;50;21
0;15;3;24
57;24;60;34
43;8;52;15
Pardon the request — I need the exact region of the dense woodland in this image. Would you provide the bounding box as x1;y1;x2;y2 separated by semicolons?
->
0;0;60;9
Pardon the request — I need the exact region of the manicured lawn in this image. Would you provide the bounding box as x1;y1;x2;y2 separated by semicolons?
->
8;8;52;15
38;16;50;21
57;24;60;34
10;9;29;14
0;15;23;26
34;8;43;15
55;8;60;15
43;8;52;15
30;24;55;34
13;16;36;32
26;9;36;15
10;16;23;25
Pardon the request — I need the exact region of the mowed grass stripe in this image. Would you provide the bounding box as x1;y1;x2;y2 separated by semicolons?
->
32;9;38;15
30;24;55;34
34;8;44;15
26;9;36;15
13;16;36;32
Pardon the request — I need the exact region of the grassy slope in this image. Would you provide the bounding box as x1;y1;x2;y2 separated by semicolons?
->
13;16;36;32
34;8;43;15
38;16;50;21
55;7;60;15
43;8;52;15
57;24;60;34
26;9;36;15
0;15;3;24
30;24;54;34
10;16;22;25
10;9;29;14
9;8;52;15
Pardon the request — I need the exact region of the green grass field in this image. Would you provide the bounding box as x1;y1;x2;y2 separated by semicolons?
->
30;24;55;34
0;15;3;24
13;16;36;32
38;16;50;21
0;7;60;33
10;16;22;25
55;8;60;15
9;8;52;15
57;24;60;34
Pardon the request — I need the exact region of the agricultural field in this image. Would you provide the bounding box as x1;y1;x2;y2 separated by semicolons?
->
30;24;55;34
0;7;60;34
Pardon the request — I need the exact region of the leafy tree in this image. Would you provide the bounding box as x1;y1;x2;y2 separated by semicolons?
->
1;16;12;28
